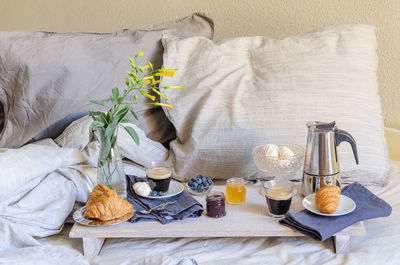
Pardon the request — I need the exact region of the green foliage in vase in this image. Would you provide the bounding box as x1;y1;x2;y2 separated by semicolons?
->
88;51;181;188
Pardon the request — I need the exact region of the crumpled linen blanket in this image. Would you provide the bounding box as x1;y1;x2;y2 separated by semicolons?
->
0;116;168;251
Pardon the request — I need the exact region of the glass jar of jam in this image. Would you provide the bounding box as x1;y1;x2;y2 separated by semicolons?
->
206;192;226;218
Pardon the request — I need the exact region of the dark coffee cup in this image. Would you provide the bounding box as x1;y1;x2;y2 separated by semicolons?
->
264;179;294;218
146;167;172;192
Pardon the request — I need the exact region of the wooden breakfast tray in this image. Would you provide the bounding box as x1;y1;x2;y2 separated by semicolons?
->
69;184;366;256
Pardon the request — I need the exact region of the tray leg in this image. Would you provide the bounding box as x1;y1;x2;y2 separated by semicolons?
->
82;237;105;256
333;235;350;254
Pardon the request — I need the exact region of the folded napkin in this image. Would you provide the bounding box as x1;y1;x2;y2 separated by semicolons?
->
279;182;392;241
126;175;203;224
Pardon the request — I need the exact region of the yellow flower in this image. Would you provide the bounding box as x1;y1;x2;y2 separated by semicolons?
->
143;76;154;80
140;80;151;88
152;80;162;85
154;102;173;109
141;65;149;69
164;86;182;89
135;51;144;58
152;88;168;100
140;91;155;101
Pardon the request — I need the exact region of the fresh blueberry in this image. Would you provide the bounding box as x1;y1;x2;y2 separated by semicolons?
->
202;178;208;185
188;180;194;187
206;177;212;184
158;191;164;196
192;182;199;188
195;178;202;184
151;190;158;196
197;174;204;179
197;185;204;191
191;177;197;182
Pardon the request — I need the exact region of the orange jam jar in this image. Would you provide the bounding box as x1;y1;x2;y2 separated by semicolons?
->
226;178;246;204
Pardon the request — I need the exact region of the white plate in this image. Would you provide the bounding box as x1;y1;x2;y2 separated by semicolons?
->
138;180;184;200
302;194;356;216
73;206;134;226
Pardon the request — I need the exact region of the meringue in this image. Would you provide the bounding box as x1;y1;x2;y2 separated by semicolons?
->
278;145;295;160
133;182;152;196
262;144;279;158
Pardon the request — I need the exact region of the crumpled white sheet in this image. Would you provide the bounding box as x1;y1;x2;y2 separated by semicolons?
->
2;161;398;265
0;116;168;253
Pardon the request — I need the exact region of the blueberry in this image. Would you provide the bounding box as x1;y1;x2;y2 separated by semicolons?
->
158;191;164;196
203;183;209;188
197;174;204;179
195;178;202;184
202;178;208;185
197;185;204;191
188;180;194;187
191;177;197;182
206;177;212;184
151;190;158;196
192;182;199;188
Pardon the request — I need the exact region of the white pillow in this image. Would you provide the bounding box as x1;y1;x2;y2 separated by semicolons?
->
160;25;388;185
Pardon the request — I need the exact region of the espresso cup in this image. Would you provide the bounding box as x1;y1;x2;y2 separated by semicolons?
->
264;179;294;218
146;161;172;192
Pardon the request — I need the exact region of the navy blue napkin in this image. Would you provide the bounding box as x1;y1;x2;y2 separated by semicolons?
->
279;182;392;241
126;175;203;224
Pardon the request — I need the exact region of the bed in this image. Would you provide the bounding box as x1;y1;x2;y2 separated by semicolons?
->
0;14;397;265
0;159;397;265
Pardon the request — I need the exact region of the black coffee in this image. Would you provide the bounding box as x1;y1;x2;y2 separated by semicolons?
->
146;167;172;192
265;188;292;216
266;197;292;216
148;176;171;192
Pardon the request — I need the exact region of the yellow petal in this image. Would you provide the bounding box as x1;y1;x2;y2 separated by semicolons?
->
155;102;173;109
140;91;155;101
140;80;151;88
151;88;168;100
164;86;182;89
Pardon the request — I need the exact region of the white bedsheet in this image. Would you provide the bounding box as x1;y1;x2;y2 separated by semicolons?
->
1;161;399;265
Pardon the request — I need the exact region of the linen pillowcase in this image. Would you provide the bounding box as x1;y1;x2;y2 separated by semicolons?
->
0;13;214;148
161;25;388;186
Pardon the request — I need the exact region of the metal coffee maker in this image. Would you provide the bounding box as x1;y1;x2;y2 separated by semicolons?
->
302;121;359;196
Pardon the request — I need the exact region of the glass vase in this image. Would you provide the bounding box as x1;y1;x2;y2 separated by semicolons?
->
97;128;127;198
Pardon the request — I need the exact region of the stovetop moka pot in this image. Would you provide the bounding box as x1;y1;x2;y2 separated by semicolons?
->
302;121;359;196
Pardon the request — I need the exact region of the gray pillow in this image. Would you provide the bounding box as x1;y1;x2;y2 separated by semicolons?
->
160;25;388;186
0;13;214;148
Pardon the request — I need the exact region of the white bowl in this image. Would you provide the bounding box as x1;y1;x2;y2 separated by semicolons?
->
253;143;304;177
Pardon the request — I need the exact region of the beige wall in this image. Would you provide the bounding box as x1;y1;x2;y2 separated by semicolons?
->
0;0;399;130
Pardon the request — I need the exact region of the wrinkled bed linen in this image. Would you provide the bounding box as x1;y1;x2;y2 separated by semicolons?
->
0;116;168;251
1;161;399;265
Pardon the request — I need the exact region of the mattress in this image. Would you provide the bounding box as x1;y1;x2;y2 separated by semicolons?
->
2;160;400;265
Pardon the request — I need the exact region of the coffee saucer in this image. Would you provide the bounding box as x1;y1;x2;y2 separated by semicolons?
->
138;180;184;200
302;194;356;216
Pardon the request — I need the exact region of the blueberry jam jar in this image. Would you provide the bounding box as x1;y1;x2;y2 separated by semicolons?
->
206;192;226;218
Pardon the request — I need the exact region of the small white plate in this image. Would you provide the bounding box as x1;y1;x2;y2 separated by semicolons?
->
73;206;134;226
138;180;184;200
302;194;356;216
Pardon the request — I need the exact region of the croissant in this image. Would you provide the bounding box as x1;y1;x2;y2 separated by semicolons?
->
85;184;133;221
315;185;341;214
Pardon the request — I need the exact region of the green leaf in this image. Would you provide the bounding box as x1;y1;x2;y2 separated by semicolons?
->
123;126;140;146
105;119;119;139
98;129;112;161
89;111;107;124
112;87;119;102
115;106;129;122
120;118;134;123
130;108;138;120
89;121;104;130
89;99;106;107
